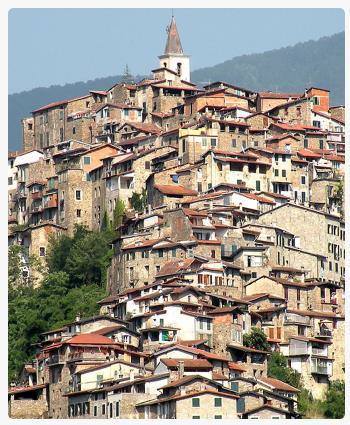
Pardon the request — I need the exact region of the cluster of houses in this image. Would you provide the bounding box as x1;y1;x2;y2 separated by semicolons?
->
8;16;345;419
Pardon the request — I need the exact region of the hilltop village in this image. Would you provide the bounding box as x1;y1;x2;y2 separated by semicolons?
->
8;17;345;419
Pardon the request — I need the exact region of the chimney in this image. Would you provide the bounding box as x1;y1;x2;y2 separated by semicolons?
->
178;360;185;379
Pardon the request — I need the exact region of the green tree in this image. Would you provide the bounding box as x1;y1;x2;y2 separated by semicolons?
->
65;231;112;287
9;226;113;381
8;245;42;289
333;180;344;218
8;271;105;381
323;380;345;419
130;189;147;213
113;198;125;230
267;352;301;389
243;327;270;352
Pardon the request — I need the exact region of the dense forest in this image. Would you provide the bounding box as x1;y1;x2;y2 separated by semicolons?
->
8;32;344;151
8;201;125;381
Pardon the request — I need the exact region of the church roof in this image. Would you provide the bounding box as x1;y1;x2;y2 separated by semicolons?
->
164;16;183;55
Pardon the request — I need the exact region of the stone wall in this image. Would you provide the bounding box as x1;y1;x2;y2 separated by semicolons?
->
9;399;48;419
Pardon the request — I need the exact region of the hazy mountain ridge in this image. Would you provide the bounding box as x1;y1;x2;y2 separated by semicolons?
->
8;32;344;151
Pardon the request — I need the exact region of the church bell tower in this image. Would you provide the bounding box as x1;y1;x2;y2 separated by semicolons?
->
158;15;190;82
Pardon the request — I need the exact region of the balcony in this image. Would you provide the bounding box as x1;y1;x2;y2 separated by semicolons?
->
316;327;333;338
31;205;43;213
284;313;310;326
31;191;43;200
311;347;327;356
311;358;331;375
43;196;58;209
46;354;65;366
66;351;108;363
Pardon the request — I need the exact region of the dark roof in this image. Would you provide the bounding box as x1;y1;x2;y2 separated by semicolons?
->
164;16;183;55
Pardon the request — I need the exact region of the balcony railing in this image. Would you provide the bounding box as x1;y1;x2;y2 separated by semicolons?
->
311;347;327;356
284;313;310;326
311;358;330;375
31;191;43;200
46;354;65;365
31;205;43;213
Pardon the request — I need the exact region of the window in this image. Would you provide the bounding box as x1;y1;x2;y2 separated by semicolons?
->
171;174;179;184
297;288;301;301
214;398;222;407
93;406;97;417
192;416;200;419
76;209;81;218
304;139;308;148
39;247;46;257
101;404;106;415
115;401;120;417
319;139;324;149
72;127;76;135
214;415;222;419
232;139;237;148
158;249;163;258
282;170;286;177
298;325;306;336
192;398;200;407
8;177;13;185
329;261;332;271
211;138;217;147
75;190;81;200
172;248;176;257
274;169;279;177
145;161;150;170
301;176;306;185
84;156;91;165
256;180;261;191
124;109;129;117
284;287;289;300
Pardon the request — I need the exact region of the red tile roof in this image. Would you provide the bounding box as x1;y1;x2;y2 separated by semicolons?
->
123;238;160;251
160;358;213;369
156;258;197;278
258;376;299;392
67;333;115;346
154;184;198;196
32;94;90;113
228;361;247;372
297;149;322;159
258;92;302;99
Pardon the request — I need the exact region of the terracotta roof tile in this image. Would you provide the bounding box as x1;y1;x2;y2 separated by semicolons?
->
160;358;213;369
154;184;198;196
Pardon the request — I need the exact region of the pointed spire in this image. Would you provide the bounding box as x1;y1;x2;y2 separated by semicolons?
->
164;15;183;55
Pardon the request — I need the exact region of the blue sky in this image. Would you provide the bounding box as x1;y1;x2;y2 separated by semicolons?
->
8;8;344;94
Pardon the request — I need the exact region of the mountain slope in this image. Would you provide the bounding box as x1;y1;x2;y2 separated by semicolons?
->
8;32;344;151
191;32;344;103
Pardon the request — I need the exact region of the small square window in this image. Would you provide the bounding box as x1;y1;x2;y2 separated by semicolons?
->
192;398;200;407
76;209;81;218
84;157;91;165
75;190;81;200
39;247;46;257
214;397;222;407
